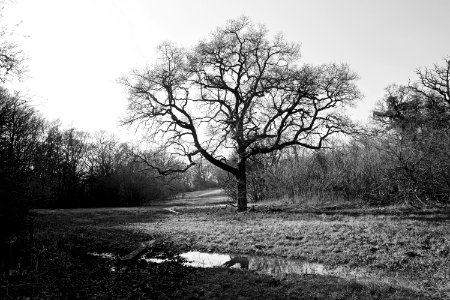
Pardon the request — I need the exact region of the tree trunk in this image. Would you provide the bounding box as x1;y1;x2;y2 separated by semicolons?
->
236;158;247;211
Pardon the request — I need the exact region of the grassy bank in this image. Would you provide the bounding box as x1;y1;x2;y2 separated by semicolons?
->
1;203;448;299
129;205;449;298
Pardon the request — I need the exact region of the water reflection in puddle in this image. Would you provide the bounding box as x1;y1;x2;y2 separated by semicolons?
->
145;258;168;264
142;252;233;268
90;250;423;294
249;255;328;276
180;252;232;268
88;252;115;259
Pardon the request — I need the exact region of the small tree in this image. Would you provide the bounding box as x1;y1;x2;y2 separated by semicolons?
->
122;17;361;211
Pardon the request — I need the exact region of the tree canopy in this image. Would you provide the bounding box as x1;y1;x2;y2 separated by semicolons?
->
122;17;361;210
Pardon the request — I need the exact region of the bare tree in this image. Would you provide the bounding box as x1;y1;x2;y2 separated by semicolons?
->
0;3;23;82
411;57;450;107
122;17;361;211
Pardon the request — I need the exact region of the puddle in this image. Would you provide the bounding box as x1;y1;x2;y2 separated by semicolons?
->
143;251;351;277
179;252;332;276
88;250;368;279
88;250;436;296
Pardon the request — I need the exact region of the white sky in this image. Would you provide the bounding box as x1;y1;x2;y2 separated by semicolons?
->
2;0;450;141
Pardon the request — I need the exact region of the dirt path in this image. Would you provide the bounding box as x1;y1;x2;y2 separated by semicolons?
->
34;189;230;215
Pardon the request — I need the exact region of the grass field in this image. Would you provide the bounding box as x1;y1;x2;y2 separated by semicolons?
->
2;190;449;299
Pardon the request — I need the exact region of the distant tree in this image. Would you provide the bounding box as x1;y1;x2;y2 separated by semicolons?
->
0;3;30;244
374;58;450;131
122;17;361;211
28;123;88;207
0;89;43;241
0;90;42;194
86;131;119;178
373;58;450;206
189;156;218;191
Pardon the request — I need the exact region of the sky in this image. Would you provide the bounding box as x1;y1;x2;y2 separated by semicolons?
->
2;0;450;141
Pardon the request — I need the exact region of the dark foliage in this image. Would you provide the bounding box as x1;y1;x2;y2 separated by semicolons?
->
373;58;450;207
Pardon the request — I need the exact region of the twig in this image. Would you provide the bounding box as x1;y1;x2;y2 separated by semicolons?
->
164;208;180;214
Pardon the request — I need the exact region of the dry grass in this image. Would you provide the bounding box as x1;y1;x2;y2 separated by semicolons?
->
125;205;450;299
2;200;448;299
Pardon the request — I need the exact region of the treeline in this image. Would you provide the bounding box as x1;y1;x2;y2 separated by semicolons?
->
219;58;450;208
0;89;190;211
0;88;198;239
